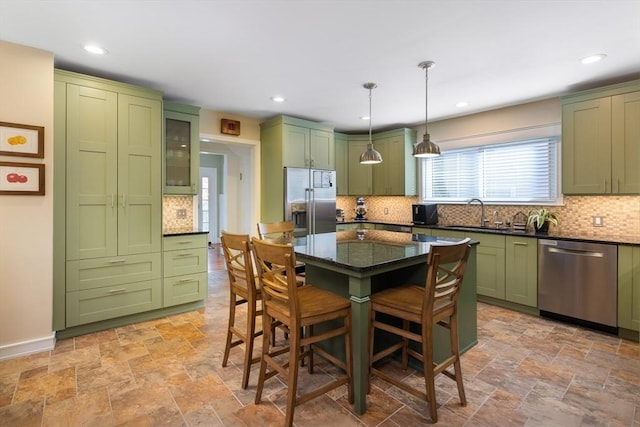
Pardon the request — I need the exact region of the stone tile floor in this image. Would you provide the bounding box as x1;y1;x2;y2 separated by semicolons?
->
1;246;638;426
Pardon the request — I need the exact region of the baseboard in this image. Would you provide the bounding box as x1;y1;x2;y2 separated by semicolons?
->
0;332;56;361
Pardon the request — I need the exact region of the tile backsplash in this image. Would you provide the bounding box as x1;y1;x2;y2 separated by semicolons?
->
163;196;194;231
337;195;640;238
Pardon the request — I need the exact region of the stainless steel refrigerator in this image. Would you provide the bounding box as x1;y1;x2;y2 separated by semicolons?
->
284;167;336;237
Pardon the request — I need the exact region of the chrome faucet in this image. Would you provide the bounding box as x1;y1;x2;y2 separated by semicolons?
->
467;198;487;227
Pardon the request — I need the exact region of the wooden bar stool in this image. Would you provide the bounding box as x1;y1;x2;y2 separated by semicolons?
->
369;238;472;423
220;231;278;389
251;237;353;427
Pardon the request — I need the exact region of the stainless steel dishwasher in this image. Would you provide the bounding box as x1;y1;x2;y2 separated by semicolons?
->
538;239;617;333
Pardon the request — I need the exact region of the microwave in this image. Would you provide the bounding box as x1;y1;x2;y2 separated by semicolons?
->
412;204;438;225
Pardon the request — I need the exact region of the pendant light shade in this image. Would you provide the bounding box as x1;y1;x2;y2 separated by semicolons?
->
360;82;383;164
413;61;441;158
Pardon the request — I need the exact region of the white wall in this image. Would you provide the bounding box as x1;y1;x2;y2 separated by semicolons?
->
0;41;55;359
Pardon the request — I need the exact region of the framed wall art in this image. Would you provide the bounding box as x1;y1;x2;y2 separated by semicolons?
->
221;118;240;136
0;161;45;195
0;121;44;158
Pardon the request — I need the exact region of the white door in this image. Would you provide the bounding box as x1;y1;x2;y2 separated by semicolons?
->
199;167;218;245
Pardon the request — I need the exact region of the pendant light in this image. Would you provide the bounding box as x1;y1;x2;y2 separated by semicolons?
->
413;61;441;157
359;82;383;164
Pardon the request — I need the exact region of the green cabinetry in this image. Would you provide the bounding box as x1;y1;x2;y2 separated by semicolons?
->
335;132;349;195
618;245;640;333
347;135;372;196
54;70;164;330
164;102;201;195
163;234;208;306
371;128;417;196
562;80;640;194
467;232;506;300
505;235;537;307
344;128;417;196
260;115;335;222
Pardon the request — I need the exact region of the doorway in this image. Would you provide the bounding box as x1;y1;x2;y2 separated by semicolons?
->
199;167;218;245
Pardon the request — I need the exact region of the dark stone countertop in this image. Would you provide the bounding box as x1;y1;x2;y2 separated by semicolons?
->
338;220;640;246
163;228;209;237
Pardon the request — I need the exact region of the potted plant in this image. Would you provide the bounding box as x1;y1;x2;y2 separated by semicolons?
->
527;208;558;234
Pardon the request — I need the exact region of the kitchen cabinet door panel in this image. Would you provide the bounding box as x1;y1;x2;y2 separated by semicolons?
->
347;139;372;195
612;91;640;194
66;84;118;260
117;94;162;255
562;98;611;194
335;133;348;195
505;236;537;307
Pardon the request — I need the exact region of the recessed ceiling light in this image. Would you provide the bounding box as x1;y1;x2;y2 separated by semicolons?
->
271;96;285;103
456;101;468;108
84;44;107;55
581;54;606;64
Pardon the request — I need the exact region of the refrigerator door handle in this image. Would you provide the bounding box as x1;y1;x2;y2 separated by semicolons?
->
308;187;315;234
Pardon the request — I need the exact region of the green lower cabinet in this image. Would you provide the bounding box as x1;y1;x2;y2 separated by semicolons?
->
618;245;640;332
505;236;538;307
66;279;162;327
466;232;506;299
163;234;208;307
412;227;432;236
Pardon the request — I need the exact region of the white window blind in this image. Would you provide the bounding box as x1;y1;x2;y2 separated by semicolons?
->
420;137;559;204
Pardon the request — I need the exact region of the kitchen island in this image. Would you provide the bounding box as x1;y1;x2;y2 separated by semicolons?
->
293;230;478;415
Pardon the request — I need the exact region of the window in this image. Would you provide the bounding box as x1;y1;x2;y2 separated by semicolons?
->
420;137;560;204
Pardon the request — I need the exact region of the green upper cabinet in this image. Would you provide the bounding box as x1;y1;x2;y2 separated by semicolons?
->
618;245;640;333
163;102;201;195
347;135;372;196
260;115;335;222
504;235;537;307
372;128;417;196
62;74;162;260
562;80;640;195
335;132;349;196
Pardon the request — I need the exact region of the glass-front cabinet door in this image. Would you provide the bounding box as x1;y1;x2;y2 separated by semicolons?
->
164;102;200;195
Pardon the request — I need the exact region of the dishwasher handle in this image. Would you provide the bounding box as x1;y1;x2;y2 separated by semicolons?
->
547;247;604;258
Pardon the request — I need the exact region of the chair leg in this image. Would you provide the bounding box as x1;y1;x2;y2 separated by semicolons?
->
285;324;301;427
222;293;237;367
450;313;467;406
254;312;271;405
423;322;438;423
242;296;257;389
306;325;314;374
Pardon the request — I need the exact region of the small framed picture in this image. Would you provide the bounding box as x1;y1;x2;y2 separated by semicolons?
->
0;121;45;158
0;161;45;195
221;118;241;136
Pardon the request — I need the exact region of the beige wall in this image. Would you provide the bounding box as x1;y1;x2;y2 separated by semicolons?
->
0;41;55;358
199;109;261;141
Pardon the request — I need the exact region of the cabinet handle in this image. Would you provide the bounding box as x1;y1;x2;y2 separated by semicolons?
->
108;288;127;293
604;179;607;192
111;194;115;208
108;259;126;263
177;252;193;256
513;242;528;246
177;240;193;245
121;193;126;208
177;278;194;283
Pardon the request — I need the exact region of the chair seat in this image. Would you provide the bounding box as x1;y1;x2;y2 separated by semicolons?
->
268;285;351;323
373;285;452;319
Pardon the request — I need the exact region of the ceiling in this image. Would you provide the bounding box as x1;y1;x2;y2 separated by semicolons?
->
1;0;639;133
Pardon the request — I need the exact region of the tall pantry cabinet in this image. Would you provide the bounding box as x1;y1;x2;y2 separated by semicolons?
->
54;70;163;332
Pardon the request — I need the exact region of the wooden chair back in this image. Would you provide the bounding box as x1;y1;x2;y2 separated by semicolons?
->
424;238;471;317
220;231;256;297
256;220;295;242
250;236;300;318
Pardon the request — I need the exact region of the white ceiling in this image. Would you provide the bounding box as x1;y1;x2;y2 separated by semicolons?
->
1;0;639;133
